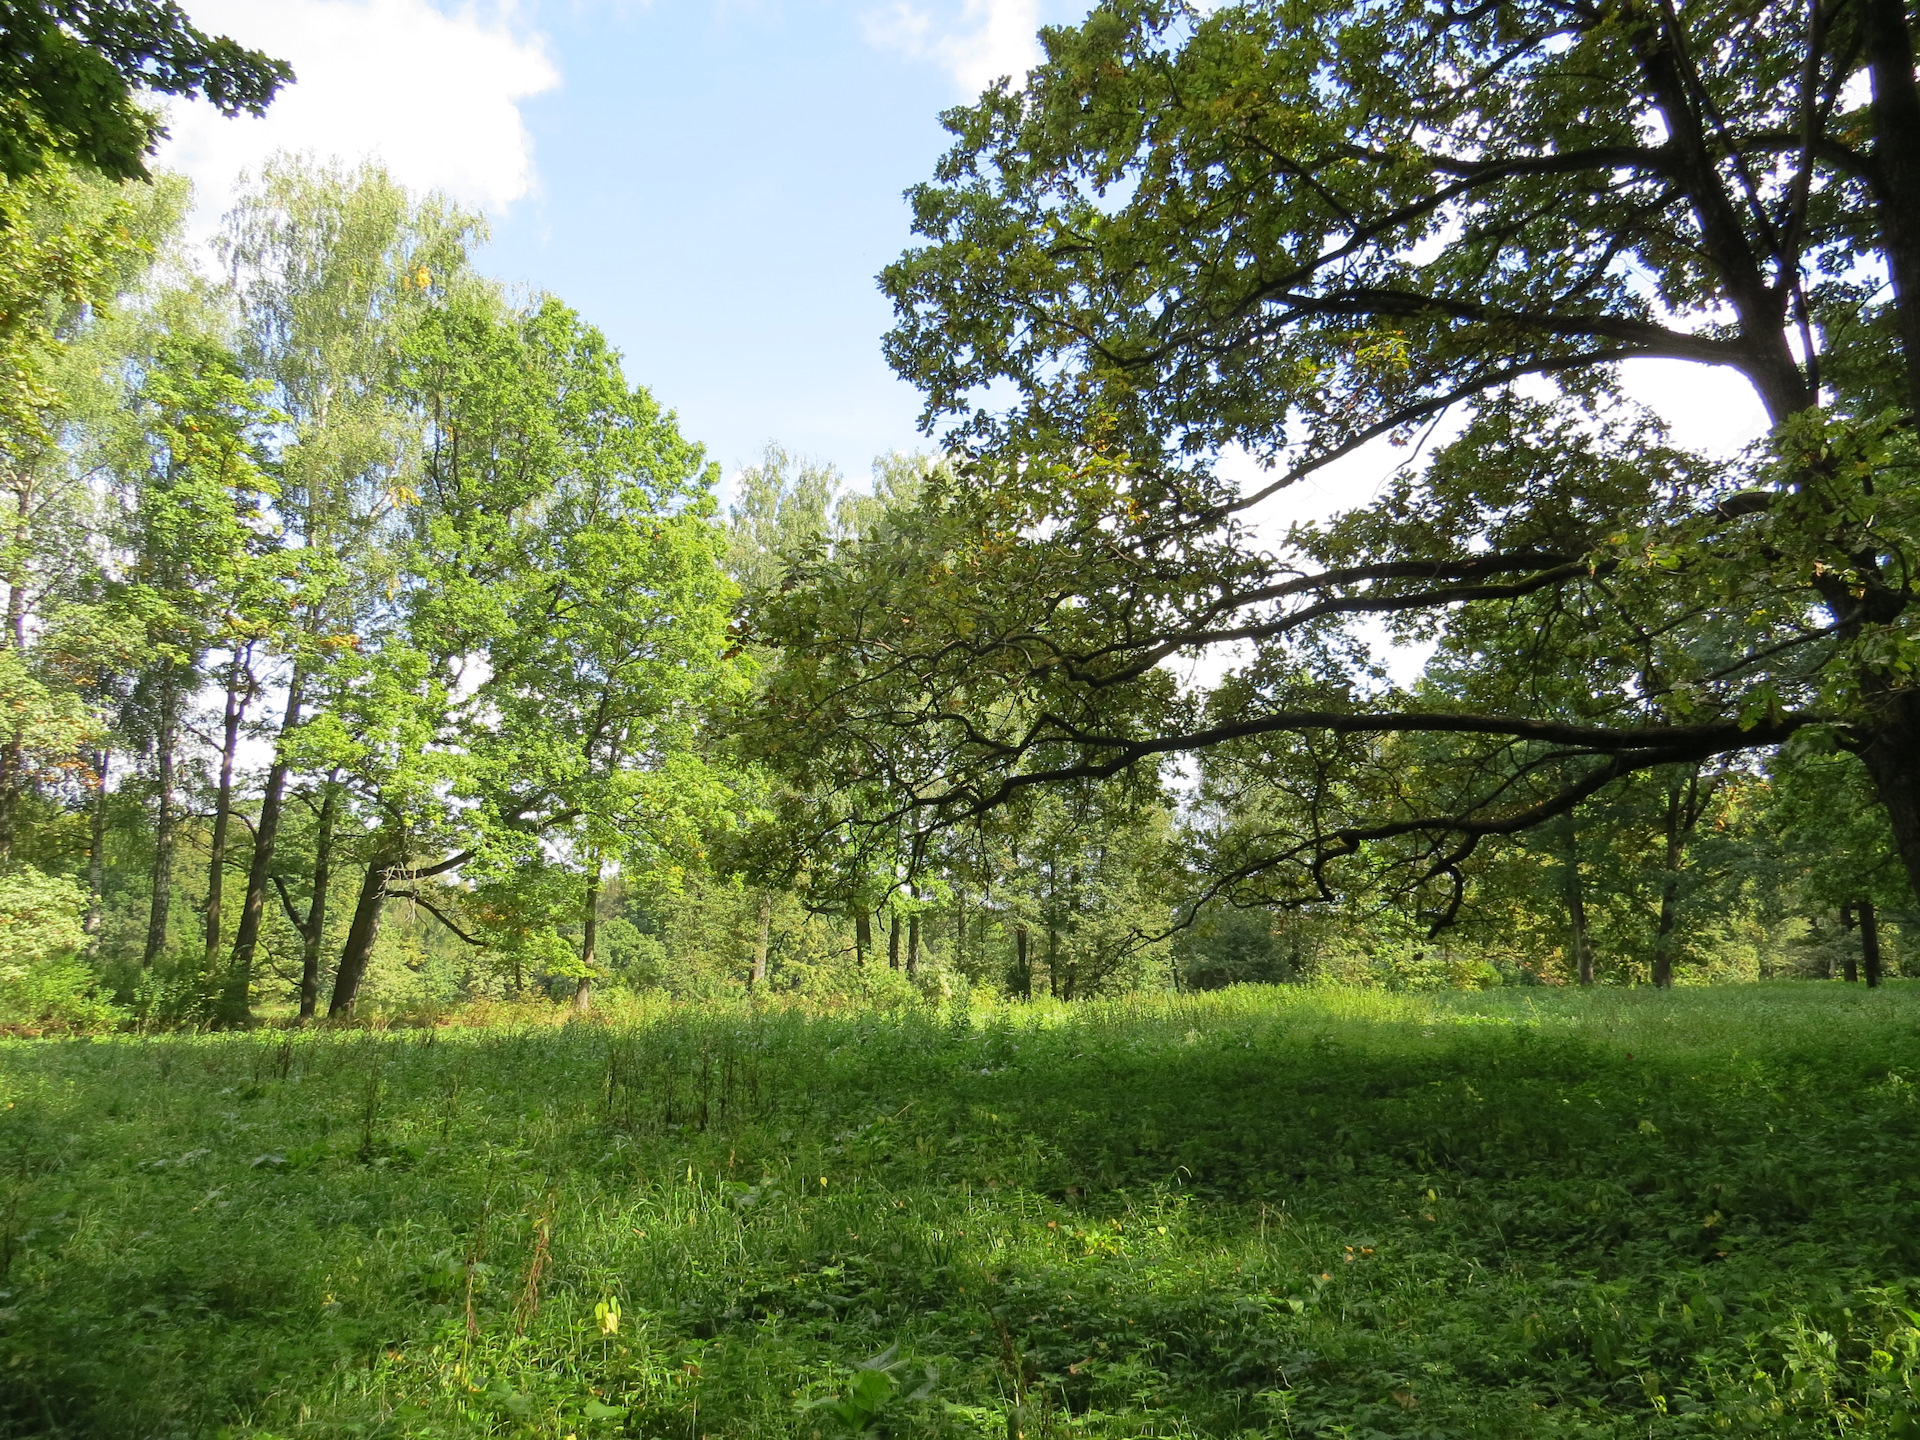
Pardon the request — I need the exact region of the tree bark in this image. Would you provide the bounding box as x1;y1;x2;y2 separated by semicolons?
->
906;911;920;979
575;860;600;1013
854;909;872;967
1854;0;1920;883
1856;690;1920;908
1014;922;1031;998
207;649;254;1020
0;469;33;862
329;845;397;1018
297;779;339;1021
1559;812;1594;986
888;911;901;969
1650;877;1679;989
749;888;771;989
3;473;25;654
83;748;109;936
1861;0;1920;416
1861;898;1884;989
227;671;305;999
0;726;22;862
141;677;180;970
1840;904;1861;983
1649;766;1707;989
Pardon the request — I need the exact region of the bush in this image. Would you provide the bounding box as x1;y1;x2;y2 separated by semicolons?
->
0;866;122;1030
1174;905;1305;989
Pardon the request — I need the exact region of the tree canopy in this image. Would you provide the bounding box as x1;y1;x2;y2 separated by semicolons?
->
0;0;291;183
739;0;1920;943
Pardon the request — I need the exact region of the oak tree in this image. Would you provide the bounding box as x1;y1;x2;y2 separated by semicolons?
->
745;0;1920;929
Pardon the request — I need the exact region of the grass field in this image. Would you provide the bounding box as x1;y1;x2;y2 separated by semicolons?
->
2;984;1919;1438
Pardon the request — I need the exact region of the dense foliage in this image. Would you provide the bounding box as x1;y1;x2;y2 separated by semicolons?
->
738;0;1920;981
0;2;1914;1028
0;157;758;1027
0;0;291;182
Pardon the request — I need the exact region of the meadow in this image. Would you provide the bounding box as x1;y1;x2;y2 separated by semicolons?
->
1;984;1918;1439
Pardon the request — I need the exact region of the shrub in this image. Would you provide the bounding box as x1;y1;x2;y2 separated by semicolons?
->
0;866;122;1030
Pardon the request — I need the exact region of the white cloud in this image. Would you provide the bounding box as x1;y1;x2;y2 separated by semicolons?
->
866;0;1041;96
154;0;559;226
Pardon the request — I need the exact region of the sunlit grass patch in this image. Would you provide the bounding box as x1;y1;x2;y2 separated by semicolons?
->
1;984;1917;1436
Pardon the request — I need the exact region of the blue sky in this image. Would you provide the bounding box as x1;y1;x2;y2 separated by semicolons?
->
157;0;1767;517
158;0;1088;487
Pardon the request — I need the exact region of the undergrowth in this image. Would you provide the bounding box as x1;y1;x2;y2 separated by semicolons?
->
1;984;1918;1437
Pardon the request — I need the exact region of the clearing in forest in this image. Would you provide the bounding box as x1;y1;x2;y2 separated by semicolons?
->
1;985;1917;1437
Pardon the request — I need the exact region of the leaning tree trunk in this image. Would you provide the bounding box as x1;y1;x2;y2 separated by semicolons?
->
297;780;339;1021
141;679;180;970
227;672;306;1003
329;846;398;1018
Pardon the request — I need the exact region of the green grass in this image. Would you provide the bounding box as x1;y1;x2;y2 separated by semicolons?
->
3;984;1920;1438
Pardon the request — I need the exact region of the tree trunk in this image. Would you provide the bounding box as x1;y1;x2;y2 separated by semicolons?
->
141;679;179;970
0;472;32;862
1649;766;1705;989
749;888;771;989
1014;923;1031;998
0;727;22;863
329;846;397;1019
2;476;24;654
906;912;920;978
1046;862;1060;998
575;861;600;1014
298;779;339;1021
227;672;305;998
83;748;109;936
1861;0;1920;416
1559;812;1595;986
854;909;872;967
1857;691;1920;908
1861;899;1884;989
208;650;254;1020
1840;904;1860;983
888;911;901;969
1650;877;1679;989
